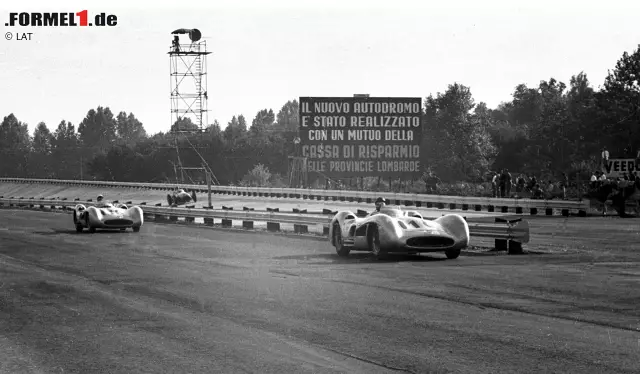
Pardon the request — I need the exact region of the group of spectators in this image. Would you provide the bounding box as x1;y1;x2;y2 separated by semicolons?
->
490;170;570;199
590;170;638;189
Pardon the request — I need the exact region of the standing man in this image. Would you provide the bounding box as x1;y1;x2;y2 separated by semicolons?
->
491;172;499;198
601;146;609;169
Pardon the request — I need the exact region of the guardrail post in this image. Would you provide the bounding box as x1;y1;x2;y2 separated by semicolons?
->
242;220;254;229
515;207;523;214
474;205;481;211
155;214;165;221
204;218;214;226
221;219;232;227
545;208;553;216
449;203;456;210
561;209;569;217
462;204;468;211
294;224;308;234
488;205;494;212
493;217;508;251
578;209;586;217
501;206;508;213
267;222;280;232
508;240;523;255
530;207;537;215
169;215;178;222
185;216;195;223
323;226;330;235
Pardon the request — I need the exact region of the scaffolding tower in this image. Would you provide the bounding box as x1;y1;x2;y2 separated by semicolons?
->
166;28;218;186
169;28;211;132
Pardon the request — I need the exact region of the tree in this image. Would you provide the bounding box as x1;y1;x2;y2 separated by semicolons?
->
275;100;299;133
170;116;199;132
250;108;275;135
116;111;147;144
78;106;117;152
422;83;497;181
51;120;81;179
29;122;54;177
597;45;640;155
0;113;30;176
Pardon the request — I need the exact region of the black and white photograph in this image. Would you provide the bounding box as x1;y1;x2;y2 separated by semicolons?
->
1;0;640;372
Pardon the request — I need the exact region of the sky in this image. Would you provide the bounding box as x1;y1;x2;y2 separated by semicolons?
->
1;0;639;136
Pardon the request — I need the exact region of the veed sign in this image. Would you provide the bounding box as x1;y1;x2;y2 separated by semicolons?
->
603;158;639;178
299;97;423;178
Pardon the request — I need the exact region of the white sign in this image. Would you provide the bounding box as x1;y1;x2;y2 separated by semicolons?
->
603;159;638;178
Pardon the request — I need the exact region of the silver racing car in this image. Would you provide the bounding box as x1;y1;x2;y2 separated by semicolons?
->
73;202;144;233
329;206;470;259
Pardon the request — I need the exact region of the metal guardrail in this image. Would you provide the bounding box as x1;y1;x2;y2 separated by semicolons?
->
0;177;588;216
0;197;531;252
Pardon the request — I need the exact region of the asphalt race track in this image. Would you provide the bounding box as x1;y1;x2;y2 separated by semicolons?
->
1;209;640;373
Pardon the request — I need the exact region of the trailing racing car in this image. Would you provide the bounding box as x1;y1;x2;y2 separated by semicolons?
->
73;202;144;233
167;189;197;207
329;206;469;260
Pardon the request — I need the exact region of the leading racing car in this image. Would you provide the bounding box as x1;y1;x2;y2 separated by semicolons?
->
329;206;469;260
73;202;144;233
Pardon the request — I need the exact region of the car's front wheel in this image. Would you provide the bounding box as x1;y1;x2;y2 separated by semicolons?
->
369;225;388;260
86;217;96;233
333;223;350;257
132;226;140;233
445;248;461;259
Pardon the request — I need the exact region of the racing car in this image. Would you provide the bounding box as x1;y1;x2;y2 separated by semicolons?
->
72;202;144;233
167;189;197;207
329;206;470;260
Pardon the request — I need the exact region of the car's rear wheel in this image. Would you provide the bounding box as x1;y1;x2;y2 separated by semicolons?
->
369;225;387;260
75;224;83;233
445;248;461;259
333;223;350;257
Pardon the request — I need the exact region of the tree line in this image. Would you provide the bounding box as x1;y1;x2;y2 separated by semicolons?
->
1;45;639;188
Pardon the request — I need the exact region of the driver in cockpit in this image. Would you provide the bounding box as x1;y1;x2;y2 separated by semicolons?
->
368;197;387;216
95;194;109;208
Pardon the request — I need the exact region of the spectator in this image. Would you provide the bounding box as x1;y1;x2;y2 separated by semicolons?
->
491;172;498;197
598;171;608;186
527;174;537;191
498;169;507;198
516;174;525;193
504;169;513;197
560;172;569;199
601;146;609;164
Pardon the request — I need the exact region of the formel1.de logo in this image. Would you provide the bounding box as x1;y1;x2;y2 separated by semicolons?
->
5;10;118;27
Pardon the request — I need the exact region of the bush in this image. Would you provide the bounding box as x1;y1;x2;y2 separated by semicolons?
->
239;163;271;187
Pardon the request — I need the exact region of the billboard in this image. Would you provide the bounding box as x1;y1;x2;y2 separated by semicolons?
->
298;97;423;179
603;158;639;178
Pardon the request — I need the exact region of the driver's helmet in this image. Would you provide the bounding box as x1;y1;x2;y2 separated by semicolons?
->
178;189;185;194
374;197;388;211
97;194;104;202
